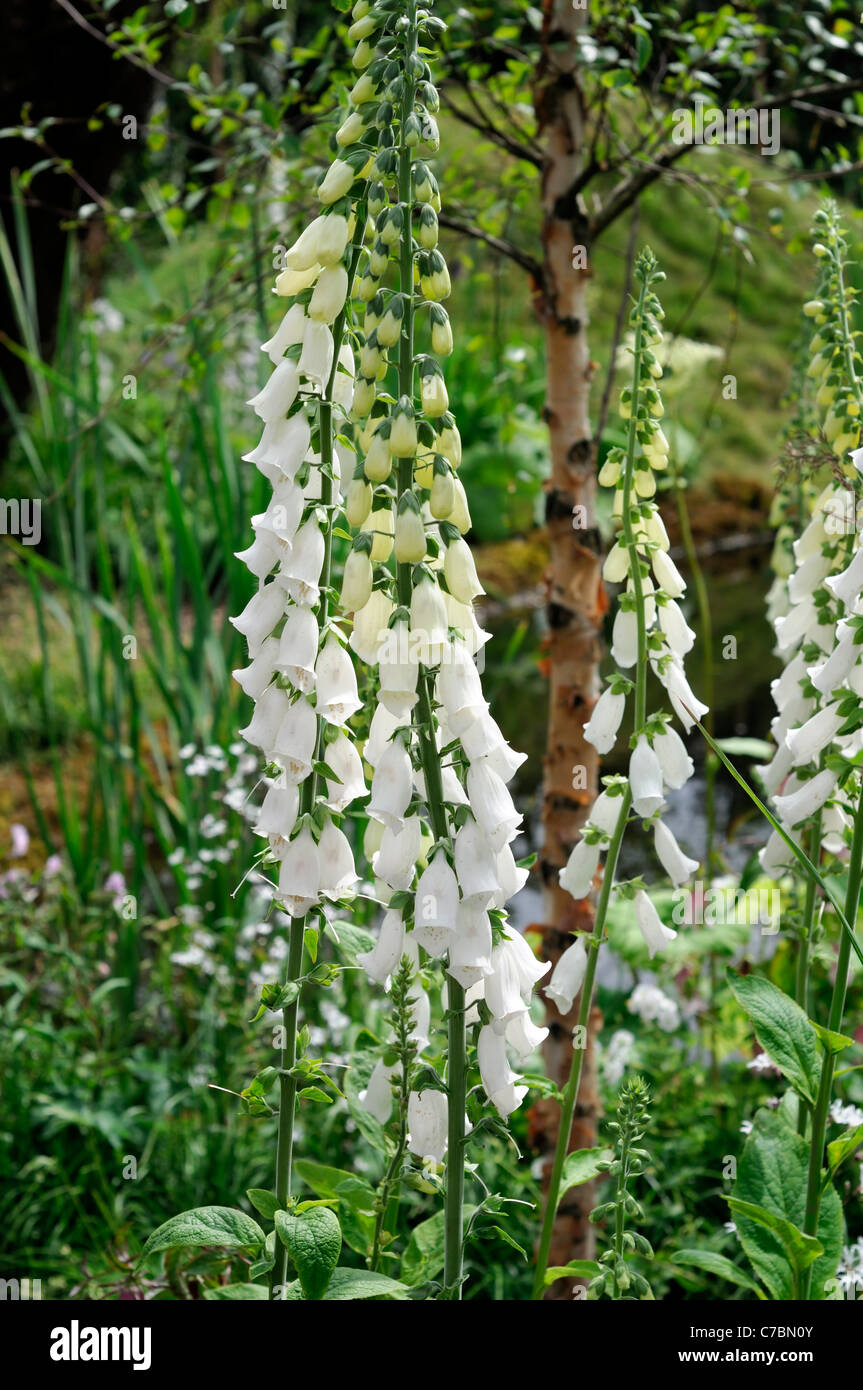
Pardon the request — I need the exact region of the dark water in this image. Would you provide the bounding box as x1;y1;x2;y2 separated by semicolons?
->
482;544;779;927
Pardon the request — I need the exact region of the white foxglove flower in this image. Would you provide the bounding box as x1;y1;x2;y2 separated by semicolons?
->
378;621;420;716
602;540;629;583
410;576;448;665
235;531;279;580
357;908;405;986
466;761;521;851
278;828;320;916
240;683;290;753
360;1059;396;1124
583;687;626;755
633;889;676;958
442;590;491;655
559;837;601;900
374;815;422;891
261;302;306;365
653;725;694;789
413;853;459;957
809;628;859;694
255;783;300;854
630;736;664;816
314;635;362;725
230;582;287;659
773;768;837;827
407;1090;448;1162
272;697;318;783
825;544;863;608
364;701;410;768
492;843;529;907
368;738;413;831
350;590;395;665
587;788;627;838
611;608;638;667
247;359;300;421
298;319;334;383
659;659;709;732
485;939;528;1030
323;731;368;812
233;635;279;701
244;412;310;481
454;817;499;906
281;520;325;606
447;901;494;987
438;639;484;729
544;935;588;1014
501;927;550;995
275;606;319;693
658;600;696;656
285;213;349;271
340;548;374;612
506;1010;549;1062
309;264;349;324
652;549;686;598
459;712;526;781
785;702;844;765
318;819;358;899
653;820;698;886
477;1025;526;1119
443;537;484;604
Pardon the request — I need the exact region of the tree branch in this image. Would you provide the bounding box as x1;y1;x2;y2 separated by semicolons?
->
438;211;543;283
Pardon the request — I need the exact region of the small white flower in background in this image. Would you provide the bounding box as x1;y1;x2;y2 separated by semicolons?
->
746;1051;777;1074
830;1098;863;1128
627;980;680;1031
9;824;30;858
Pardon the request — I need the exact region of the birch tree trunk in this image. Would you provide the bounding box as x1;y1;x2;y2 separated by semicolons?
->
531;0;605;1299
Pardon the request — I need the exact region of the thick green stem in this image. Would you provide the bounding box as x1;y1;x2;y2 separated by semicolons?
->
801;781;863;1296
531;788;632;1299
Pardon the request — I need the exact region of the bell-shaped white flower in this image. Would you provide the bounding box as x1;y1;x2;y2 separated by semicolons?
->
602;540;630;583
247;359;300;421
350;589;395;665
658;599;695;656
438;639;484;731
443;536;484;604
281;519;325;606
407;1090;448;1162
275;606;319;693
314;635;362;725
240;682;290;753
485;938;528;1030
318;819;358;900
454;817;499;906
492;843;529;907
254;783;300;854
501;926;550;995
611;608;638;667
505;1010;548;1062
825;543;863;608
368;737;413;831
261;302;307;365
410;576;449;665
583;687;626;755
378;621;420;716
587;788;627;838
340;548;374;613
466;761;521;851
544;935;588;1014
230;581;287;659
244;412;310;482
785;702;844;765
357;908;405;987
233;635;279;702
309;264;349;324
298;319;334;384
459;712;526;782
758;827;798;878
659;659;709;733
652;549;686;598
633;888;676;958
630;735;664;816
272;697;317;783
442;590;491;655
809;626;859;695
374;815;422;891
278;827;320;917
235;531;279;580
447;900;494;987
652;725;694;790
359;1058;396;1124
322;731;368;812
653;820;698;886
413;853;458;957
559;837;601;900
364;701;410;768
773;768;837;828
477;1025;527;1119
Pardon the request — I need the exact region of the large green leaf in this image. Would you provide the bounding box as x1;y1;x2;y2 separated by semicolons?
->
727;971;820;1103
401;1206;476;1287
275;1206;341;1301
141;1207;265;1261
731;1110;843;1300
559;1147;613;1200
276;1268;409;1301
671;1250;766;1298
727;1198;822;1293
827;1123;863;1176
543;1260;600;1286
202;1283;269;1300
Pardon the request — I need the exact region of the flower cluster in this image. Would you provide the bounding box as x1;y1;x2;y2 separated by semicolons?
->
758;205;863;881
328;0;544;1162
546;250;704;1008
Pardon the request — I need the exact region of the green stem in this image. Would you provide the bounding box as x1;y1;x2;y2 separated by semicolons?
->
531;787;632;1299
801;780;863;1296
